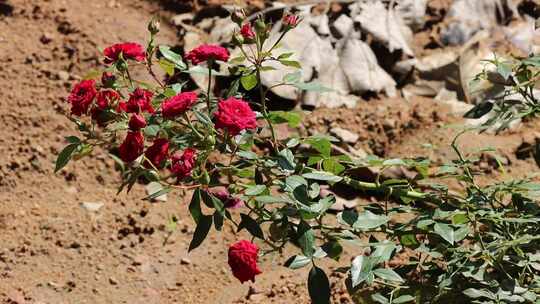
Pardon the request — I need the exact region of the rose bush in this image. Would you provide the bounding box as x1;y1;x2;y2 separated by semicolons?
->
56;11;540;304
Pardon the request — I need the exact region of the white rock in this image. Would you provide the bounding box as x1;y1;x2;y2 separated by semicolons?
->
397;0;428;30
331;127;359;144
80;202;104;212
332;14;354;38
171;13;194;26
435;88;473;115
309;14;331;36
354;1;414;56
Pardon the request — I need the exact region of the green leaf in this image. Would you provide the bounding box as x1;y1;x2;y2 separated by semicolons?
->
284;255;311;269
399;233;419;248
302;171;343;183
393;295;415;303
294;82;332;92
373;268;404;283
144;125;160;137
277;52;294;59
371;293;389;304
496;62;512;80
339;210;388;230
188;214;212;252
254;195;288;204
306;135;333;157
144;185;171;201
213;211;224;231
159;45;186;69
240;72;258;91
323;158;345;175
158;58;175;76
308;266;331;304
65;136;81;144
463;288;496;300
283;71;302;83
55;143;79;173
245;185;266;196
268;111;302;128
321;241;343;260
238;213;264;239
434;223;455;245
297;221;315;257
280;59;301;68
277;149;296;172
350;255;375;288
189;189;203;224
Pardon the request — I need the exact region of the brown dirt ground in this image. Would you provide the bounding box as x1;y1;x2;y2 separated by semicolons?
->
0;0;538;303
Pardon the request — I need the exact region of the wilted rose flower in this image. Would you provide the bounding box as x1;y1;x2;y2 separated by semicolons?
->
162;92;198;119
67;80;97;116
214;97;257;135
171;148;197;180
119;131;144;163
210;187;244;209
124;88;155;113
185;44;230;65
240;23;255;40
128;114;146;131
228;240;262;283
144;138;169;168
103;42;146;64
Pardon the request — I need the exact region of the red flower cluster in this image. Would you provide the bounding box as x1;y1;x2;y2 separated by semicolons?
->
67;80;97;116
214;97;257;135
211;188;244;209
228;240;262;283
162;92;198;119
240;23;255;40
185;44;230;65
119;131;145;163
171;148;197;180
104;42;146;64
145;138;169;168
120;88;155;114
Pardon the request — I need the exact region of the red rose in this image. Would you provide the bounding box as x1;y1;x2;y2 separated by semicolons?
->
228;240;262;283
126;88;155;113
104;42;146;64
67;80;97;116
119;131;145;163
96;90;120;110
144;138;169;168
128;114;146;131
171;148;197;180
210;188;244;209
282;14;300;29
185;44;230;65
162;92;198;119
214;97;257;135
240;23;255;40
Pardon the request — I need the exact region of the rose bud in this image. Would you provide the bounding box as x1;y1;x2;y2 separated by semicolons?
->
101;72;116;87
144;138;169;169
128;114;146;131
148;18;160;35
282;14;300;31
231;9;245;25
228;240;262;283
118;131;144;163
240;23;255;41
